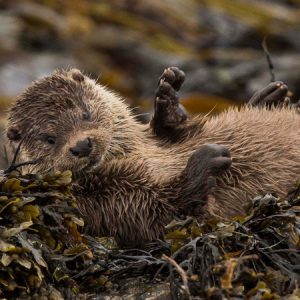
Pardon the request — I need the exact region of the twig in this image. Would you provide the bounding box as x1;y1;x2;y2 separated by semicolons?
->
3;139;39;174
262;37;276;82
237;254;259;261
10;139;23;167
4;160;39;174
267;249;300;254
162;254;191;298
257;239;284;250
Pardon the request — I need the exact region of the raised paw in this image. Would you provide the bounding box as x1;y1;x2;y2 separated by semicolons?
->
248;81;289;107
158;66;185;91
178;144;231;216
151;67;188;137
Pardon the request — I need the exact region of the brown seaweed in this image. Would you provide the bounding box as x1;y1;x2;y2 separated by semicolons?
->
0;164;299;299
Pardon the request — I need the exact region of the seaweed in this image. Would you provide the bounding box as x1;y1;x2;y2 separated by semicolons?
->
0;163;299;299
161;193;300;299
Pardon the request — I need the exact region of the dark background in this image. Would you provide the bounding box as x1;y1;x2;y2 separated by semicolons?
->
0;0;300;167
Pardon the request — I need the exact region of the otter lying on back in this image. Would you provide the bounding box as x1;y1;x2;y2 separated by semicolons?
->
6;68;298;246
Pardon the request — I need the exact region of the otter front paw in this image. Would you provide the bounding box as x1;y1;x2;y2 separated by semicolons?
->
180;144;232;215
248;81;289;107
151;67;187;137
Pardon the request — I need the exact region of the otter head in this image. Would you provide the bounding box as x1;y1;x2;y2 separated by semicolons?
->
7;69;134;174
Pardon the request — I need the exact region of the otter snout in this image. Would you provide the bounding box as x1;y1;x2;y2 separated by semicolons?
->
70;138;93;158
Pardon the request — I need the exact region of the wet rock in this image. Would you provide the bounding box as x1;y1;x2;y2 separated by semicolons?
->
181;53;300;103
94;278;171;300
0;12;22;52
0;53;76;98
197;7;263;49
10;2;69;51
81;25;186;98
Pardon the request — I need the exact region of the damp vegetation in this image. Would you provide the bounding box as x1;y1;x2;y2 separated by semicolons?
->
0;161;299;299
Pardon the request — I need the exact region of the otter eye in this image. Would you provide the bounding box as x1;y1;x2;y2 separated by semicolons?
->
47;136;56;145
82;111;91;121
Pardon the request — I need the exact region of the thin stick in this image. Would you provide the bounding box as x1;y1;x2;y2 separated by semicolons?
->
262;37;276;82
4;159;39;174
3;138;39;174
162;254;191;298
10;139;24;167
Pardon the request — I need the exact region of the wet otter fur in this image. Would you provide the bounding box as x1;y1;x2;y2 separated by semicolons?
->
6;68;300;246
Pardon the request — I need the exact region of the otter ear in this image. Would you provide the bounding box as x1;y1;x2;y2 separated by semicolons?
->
70;69;85;82
7;125;22;141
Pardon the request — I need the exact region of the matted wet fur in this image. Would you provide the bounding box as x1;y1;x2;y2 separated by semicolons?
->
6;68;300;246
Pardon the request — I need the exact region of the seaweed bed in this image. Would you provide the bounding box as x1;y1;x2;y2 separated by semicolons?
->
0;164;299;299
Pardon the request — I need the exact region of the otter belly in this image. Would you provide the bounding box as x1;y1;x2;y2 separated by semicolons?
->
176;106;300;218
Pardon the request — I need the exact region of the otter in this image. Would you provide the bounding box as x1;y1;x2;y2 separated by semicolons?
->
6;68;299;246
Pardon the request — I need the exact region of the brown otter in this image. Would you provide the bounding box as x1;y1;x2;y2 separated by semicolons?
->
6;68;299;246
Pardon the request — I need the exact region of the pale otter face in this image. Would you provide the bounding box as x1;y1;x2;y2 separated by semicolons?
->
6;69;124;173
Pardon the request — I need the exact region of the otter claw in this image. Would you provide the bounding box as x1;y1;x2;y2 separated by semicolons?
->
248;81;289;107
151;67;187;137
158;67;185;91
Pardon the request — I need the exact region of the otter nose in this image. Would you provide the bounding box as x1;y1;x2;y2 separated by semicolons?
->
70;138;92;158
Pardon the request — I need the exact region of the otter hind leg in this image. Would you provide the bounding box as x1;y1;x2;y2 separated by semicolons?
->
248;81;289;107
151;67;187;137
179;144;232;217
